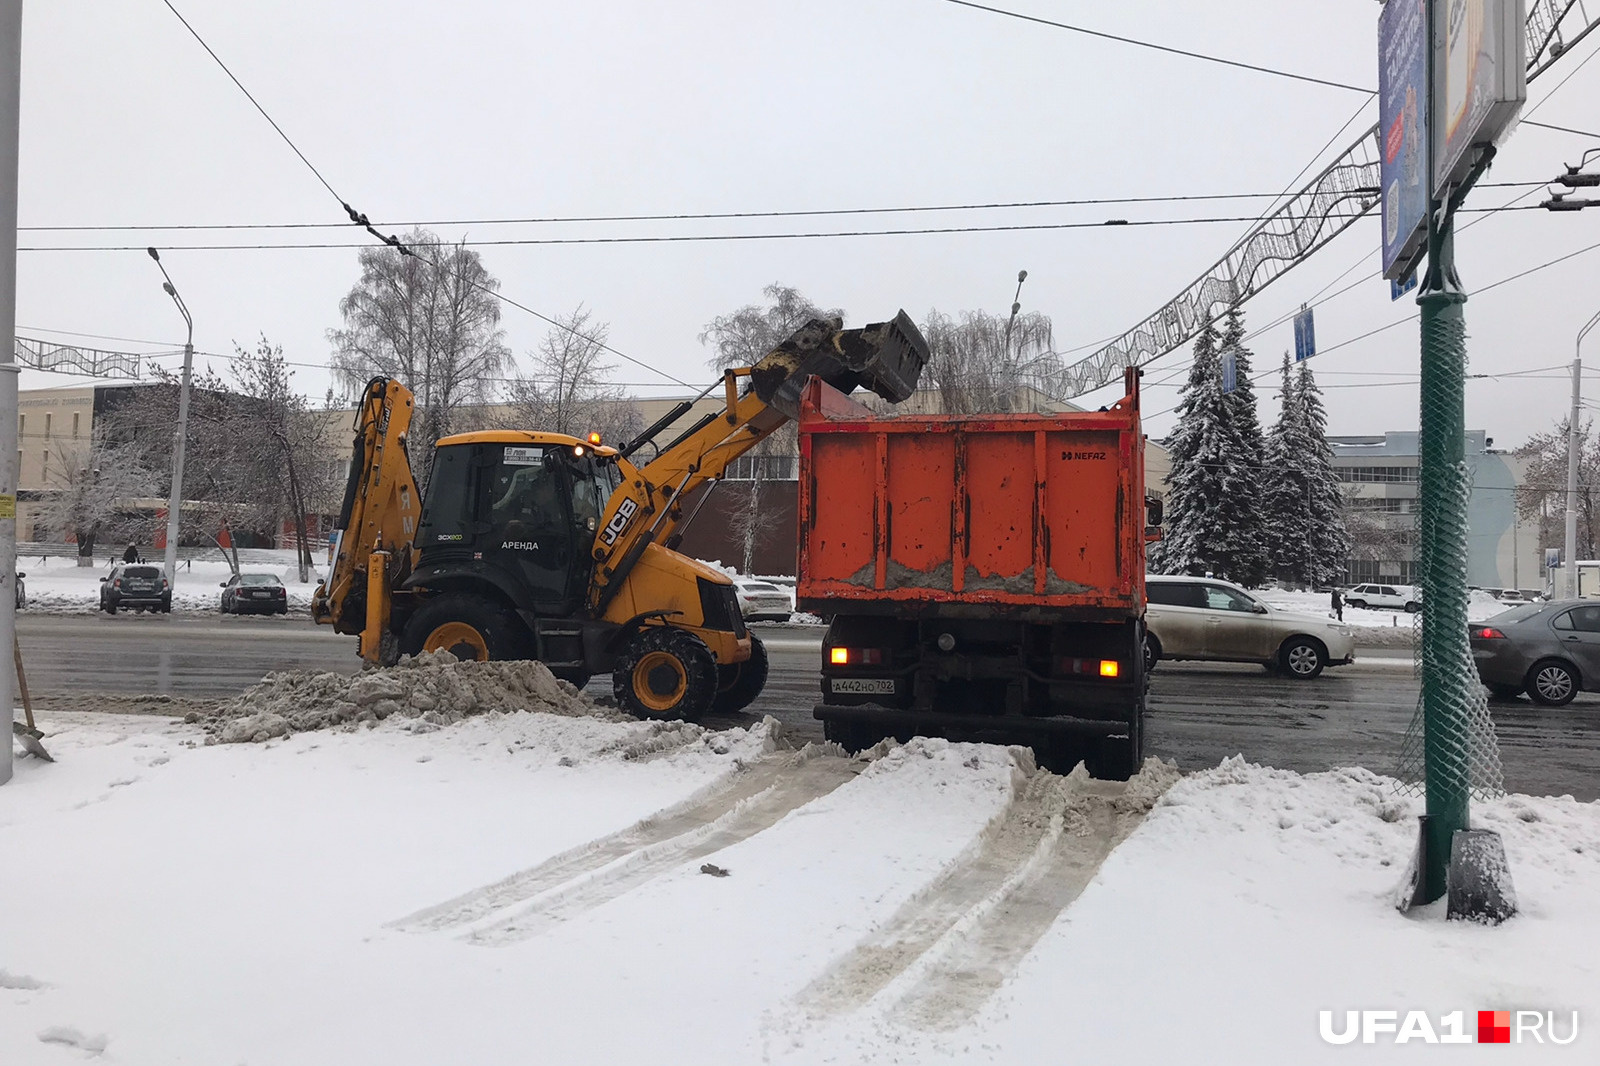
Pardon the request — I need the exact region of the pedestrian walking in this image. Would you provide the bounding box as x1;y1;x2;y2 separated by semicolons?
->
1330;587;1344;622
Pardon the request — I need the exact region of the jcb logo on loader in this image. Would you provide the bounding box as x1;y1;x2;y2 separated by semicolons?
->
600;498;638;546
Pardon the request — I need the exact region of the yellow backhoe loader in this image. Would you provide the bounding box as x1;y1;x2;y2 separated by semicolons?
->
311;312;927;720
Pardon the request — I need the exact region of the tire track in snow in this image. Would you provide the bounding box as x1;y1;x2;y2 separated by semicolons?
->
390;746;858;941
794;760;1177;1026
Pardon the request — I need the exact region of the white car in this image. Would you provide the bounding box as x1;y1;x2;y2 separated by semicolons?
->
733;580;793;622
1343;582;1422;612
1146;575;1356;679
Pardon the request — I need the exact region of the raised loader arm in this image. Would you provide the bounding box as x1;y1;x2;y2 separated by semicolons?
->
312;377;422;661
587;312;927;614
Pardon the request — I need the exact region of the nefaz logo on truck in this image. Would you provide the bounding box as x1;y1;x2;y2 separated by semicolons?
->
600;498;639;546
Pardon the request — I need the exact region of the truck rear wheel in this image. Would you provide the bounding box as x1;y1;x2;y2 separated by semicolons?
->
401;595;531;662
615;627;717;720
711;634;768;714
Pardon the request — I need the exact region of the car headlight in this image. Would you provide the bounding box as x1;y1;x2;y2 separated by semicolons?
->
1330;625;1352;637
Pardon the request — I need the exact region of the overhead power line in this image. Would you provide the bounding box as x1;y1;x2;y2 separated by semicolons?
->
937;0;1374;94
17;204;1549;254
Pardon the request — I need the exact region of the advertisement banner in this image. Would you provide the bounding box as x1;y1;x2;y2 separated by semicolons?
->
1379;0;1429;280
1432;0;1527;196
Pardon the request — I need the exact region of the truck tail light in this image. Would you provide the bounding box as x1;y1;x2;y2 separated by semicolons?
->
829;647;883;665
1473;627;1506;640
1056;657;1122;678
113;579;121;589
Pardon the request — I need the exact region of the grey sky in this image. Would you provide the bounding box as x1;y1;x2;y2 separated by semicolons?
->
13;1;1600;447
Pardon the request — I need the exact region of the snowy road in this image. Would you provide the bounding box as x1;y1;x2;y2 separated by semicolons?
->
17;615;1600;798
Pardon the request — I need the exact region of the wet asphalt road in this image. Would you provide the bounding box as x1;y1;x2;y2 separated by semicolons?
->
15;613;1599;800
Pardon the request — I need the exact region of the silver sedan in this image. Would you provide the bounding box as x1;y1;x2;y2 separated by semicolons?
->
1146;576;1357;679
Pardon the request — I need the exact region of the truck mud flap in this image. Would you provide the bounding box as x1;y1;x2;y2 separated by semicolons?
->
814;702;1133;743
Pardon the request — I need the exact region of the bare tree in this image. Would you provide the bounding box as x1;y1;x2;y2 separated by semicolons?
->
920;308;1054;415
1516;418;1600;560
231;336;340;581
503;307;643;445
699;283;842;371
34;430;157;566
697;285;837;575
328;229;511;458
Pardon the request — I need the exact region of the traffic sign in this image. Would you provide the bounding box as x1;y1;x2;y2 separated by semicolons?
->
1293;307;1316;362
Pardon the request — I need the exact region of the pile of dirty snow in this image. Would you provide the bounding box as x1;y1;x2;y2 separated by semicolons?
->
197;650;626;744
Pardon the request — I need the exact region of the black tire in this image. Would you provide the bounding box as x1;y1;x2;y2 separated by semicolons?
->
1527;659;1579;706
1347;599;1367;610
105;601;117;615
1279;636;1326;680
1142;634;1160;674
1404;602;1420;613
1487;682;1524;701
400;594;532;662
711;634;769;714
550;668;592;688
614;627;717;720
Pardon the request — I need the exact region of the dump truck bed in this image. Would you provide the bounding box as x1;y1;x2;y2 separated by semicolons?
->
796;375;1145;620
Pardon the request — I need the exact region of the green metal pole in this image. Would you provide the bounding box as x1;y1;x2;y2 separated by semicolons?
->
1415;197;1472;903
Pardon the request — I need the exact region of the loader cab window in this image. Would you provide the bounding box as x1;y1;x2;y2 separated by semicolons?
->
417;444;477;547
569;455;617;532
490;446;568;538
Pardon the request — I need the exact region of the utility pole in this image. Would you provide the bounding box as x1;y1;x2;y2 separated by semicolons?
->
0;0;18;787
1573;311;1600;597
146;248;193;585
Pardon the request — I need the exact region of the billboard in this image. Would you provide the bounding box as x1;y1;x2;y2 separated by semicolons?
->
1432;0;1527;197
1379;0;1429;280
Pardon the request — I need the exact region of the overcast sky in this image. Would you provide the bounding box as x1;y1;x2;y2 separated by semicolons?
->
12;1;1600;447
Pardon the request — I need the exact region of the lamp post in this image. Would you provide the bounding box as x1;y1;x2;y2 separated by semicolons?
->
147;248;193;585
1004;269;1027;356
1569;309;1600;597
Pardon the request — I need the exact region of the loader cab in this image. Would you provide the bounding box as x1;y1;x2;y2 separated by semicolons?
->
416;435;620;615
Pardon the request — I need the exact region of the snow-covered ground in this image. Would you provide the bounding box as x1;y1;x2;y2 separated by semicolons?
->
18;551;320;614
1258;588;1512;628
5;708;1596;1063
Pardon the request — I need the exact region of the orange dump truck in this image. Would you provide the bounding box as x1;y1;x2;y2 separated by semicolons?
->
798;369;1153;778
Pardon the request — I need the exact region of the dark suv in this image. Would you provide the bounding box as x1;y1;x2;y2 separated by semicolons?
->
100;564;172;614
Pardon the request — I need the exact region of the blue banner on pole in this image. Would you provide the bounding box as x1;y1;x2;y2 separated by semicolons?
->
1390;270;1419;302
1293;307;1316;362
1221;350;1237;394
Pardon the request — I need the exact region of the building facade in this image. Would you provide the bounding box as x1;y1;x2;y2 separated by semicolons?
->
1330;431;1540;591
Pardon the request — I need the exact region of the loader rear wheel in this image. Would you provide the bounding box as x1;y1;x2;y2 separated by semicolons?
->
615;627;716;720
711;635;768;715
400;595;531;662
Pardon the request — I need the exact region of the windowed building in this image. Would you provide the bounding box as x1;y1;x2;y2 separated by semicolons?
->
1330;431;1540;590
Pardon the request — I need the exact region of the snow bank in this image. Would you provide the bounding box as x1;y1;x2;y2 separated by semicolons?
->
198;650;618;743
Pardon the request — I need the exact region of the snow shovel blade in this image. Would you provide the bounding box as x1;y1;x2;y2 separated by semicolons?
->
12;720;53;762
750;311;929;419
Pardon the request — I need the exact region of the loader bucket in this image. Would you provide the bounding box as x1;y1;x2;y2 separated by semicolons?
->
750;310;929;419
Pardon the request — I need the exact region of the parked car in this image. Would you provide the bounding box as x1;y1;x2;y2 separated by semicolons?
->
1470;599;1600;706
220;572;289;615
733;580;793;622
100;564;171;614
14;570;23;610
1343;582;1423;612
1145;575;1356;679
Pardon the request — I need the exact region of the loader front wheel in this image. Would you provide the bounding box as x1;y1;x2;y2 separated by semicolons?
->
615;627;717;720
711;634;768;715
400;595;530;662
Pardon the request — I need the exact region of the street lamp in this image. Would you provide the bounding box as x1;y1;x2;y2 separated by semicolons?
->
147;247;193;585
1568;309;1600;597
1004;269;1028;356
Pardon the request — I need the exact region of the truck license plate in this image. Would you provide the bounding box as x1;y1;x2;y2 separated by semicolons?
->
831;678;895;694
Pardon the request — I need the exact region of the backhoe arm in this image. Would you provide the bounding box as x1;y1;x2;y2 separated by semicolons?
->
312;377;422;643
587;312;927;613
